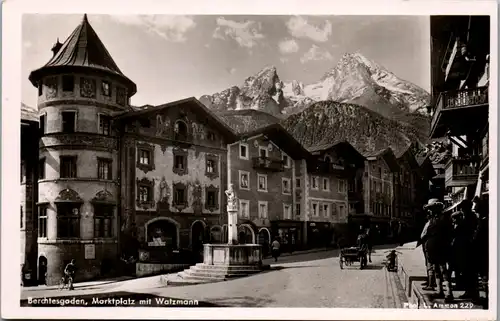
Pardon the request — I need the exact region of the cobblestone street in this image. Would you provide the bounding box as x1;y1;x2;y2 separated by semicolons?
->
21;246;407;308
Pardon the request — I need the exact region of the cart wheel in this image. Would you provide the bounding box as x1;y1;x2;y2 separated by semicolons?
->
339;257;344;269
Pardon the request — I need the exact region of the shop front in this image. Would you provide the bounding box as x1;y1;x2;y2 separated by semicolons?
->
271;220;304;252
306;222;332;249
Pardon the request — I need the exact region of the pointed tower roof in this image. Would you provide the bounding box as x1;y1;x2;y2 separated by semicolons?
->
29;14;136;95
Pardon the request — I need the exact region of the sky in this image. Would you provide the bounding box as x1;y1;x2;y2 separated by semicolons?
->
22;14;430;108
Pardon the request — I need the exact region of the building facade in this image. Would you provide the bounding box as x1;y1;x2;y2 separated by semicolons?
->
227;124;310;252
429;15;490;213
363;148;400;240
114;98;237;264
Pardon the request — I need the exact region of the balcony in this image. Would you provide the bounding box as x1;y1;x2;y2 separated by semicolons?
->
430;87;489;138
444;157;480;187
252;157;284;172
308;160;345;175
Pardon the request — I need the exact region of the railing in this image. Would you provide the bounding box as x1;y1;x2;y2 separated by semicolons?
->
252;157;284;172
308;160;345;174
430;87;488;135
444;157;480;185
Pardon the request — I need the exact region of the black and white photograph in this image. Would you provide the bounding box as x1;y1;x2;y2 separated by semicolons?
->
2;0;497;319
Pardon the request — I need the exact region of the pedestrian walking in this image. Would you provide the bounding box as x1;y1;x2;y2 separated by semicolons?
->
420;198;454;302
366;226;374;263
271;238;281;262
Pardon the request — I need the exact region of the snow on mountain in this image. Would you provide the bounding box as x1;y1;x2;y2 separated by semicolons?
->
201;52;430;119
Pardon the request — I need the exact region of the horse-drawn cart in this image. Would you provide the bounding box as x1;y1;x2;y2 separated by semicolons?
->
339;246;368;269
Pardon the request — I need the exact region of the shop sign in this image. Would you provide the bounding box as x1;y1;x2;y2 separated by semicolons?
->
84;244;95;260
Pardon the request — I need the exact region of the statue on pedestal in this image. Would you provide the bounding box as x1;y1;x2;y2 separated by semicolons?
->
225;184;238;211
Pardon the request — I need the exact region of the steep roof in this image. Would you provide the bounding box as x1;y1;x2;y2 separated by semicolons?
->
239;123;311;160
115;97;238;141
29;14;136;95
364;147;400;172
307;141;365;166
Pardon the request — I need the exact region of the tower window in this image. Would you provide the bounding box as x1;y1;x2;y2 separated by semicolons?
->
98;114;111;135
38;158;46;180
98;158;112;180
61;111;76;133
39;114;46;135
60;156;77;178
101;81;112;97
62;76;74;92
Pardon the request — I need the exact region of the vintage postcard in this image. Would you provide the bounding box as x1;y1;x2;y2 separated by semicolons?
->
2;0;497;319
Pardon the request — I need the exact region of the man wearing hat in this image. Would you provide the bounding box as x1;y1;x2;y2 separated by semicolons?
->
420;198;454;302
418;208;436;288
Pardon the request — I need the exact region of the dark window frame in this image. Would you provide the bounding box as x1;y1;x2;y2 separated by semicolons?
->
136;177;155;209
61;111;76;133
101;80;112;97
20;206;23;229
39;114;46;135
60;156;77;178
97;158;113;180
38;158;46;180
62;75;75;92
173;182;188;210
205;154;219;178
38;205;48;238
136;143;155;173
173;149;188;176
98;114;112;136
205;185;219;211
174;120;189;141
56;203;81;238
93;204;113;238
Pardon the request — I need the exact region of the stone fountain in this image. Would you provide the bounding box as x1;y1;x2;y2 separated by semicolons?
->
169;184;266;284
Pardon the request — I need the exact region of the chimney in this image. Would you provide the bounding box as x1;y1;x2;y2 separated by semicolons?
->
51;38;62;57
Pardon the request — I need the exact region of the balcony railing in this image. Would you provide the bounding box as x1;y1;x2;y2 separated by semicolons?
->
444;157;480;186
430;87;488;137
308;160;345;174
252;157;284;172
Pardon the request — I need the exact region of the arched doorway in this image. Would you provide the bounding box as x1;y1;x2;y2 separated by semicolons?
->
38;256;47;285
258;228;271;257
191;220;206;254
238;224;255;244
145;218;179;249
210;225;222;243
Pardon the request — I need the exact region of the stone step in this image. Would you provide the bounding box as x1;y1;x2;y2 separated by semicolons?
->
185;269;256;278
178;271;227;281
189;266;262;274
194;263;262;271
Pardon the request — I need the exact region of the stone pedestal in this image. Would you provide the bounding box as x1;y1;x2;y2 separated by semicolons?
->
203;244;262;266
227;209;239;245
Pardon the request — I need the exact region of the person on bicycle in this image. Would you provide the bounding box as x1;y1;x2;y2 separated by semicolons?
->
64;259;76;290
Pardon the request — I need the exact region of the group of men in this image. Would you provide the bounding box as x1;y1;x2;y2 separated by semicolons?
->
418;197;488;303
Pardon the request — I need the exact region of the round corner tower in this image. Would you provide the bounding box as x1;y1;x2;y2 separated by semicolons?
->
28;14;137;285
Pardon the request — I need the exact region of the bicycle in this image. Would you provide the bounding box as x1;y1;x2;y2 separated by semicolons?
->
58;275;73;290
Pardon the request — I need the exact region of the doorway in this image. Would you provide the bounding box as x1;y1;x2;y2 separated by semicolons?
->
38;256;47;285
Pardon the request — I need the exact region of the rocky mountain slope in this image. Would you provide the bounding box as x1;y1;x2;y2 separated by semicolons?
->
281;101;423;155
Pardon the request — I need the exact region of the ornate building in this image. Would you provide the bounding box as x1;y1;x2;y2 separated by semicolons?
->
27;14;137;285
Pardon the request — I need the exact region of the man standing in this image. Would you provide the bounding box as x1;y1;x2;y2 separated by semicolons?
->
418;210;435;288
421;198;454;302
457;199;479;299
271;238;281;262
